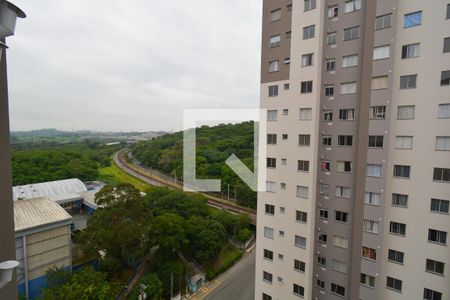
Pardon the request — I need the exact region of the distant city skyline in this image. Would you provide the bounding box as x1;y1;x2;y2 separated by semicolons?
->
8;0;261;132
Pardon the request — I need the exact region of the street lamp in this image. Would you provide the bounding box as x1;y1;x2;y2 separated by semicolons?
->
0;1;25;298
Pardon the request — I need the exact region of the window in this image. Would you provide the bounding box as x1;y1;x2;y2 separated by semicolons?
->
342;54;358;67
301;53;313;67
287;4;292;12
322;87;334;100
285;31;292;39
369;106;386;119
267;134;277;145
283;83;289;90
365;192;380;206
404;11;422;28
326;58;336;71
264;227;274;239
436;137;450;151
266;181;276;192
297;160;309;172
303;25;315;39
392;193;408;207
396;136;413;149
263;293;272;300
295;235;306;248
268;60;279;73
269;35;280;48
280;159;286;166
267;157;276;168
344;26;360;41
319;209;328;219
280;182;286;190
282;134;288;140
371;76;388;90
341;82;357;94
296;211;307;223
316;279;325;289
339;109;354;120
281;108;287;116
402;43;420;58
397;105;415;119
299;108;312;120
388;249;404;264
362;246;377;260
270;9;281;22
328;5;338;18
333;235;348;249
301;80;313;93
337;161;352;173
360;273;375;287
386;276;402;292
447;4;450;19
293;284;304;297
323;110;333;121
444;37;450;53
268;85;278;97
317;255;326;266
263;271;273;283
424;288;442;300
375;14;392;30
390;221;406;236
298;134;311;146
428;229;447;245
321;160;330;172
367;164;382;177
318;232;328;243
319;184;329;195
265;204;275;215
368;135;384;148
345;0;361;13
322;135;332;146
440;70;450;86
363;219;379;234
331;283;346;297
426;259;445;275
304;0;316;11
431;198;449;214
438;104;450;118
294;259;305;272
373;45;390;60
335;211;349;223
296;185;309;198
327;32;337;45
331;259;347;273
264;249;273;260
267;110;278;121
338;135;353;146
400;74;417;89
433;168;450;182
278;253;284;260
284;57;291;64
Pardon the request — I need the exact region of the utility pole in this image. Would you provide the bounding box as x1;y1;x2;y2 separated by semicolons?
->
170;272;173;299
227;184;230;201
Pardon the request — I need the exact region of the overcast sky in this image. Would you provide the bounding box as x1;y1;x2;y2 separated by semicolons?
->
8;0;261;132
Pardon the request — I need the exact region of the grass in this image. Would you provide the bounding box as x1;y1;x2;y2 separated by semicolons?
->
204;243;244;279
98;161;152;191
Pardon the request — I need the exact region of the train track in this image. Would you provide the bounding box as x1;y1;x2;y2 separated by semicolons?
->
113;150;256;224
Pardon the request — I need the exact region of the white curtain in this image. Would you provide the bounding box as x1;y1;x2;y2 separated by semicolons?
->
300;108;312;120
267;110;277;121
373;46;390;60
296;186;309;198
397;105;415;119
396;136;413;149
436;137;450;151
438;104;450;118
367;164;382;177
365;192;380;206
341;82;357;94
342;54;358;67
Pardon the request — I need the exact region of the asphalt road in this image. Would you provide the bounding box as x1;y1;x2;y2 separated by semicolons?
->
203;250;255;300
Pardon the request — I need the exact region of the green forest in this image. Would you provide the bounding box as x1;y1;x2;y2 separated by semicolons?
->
11;141;121;185
131;122;257;208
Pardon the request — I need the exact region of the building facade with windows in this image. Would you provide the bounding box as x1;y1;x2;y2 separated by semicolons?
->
255;1;450;300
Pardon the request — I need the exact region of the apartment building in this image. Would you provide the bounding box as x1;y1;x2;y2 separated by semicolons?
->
255;1;450;300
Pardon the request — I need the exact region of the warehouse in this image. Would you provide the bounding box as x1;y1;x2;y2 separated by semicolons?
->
14;197;72;299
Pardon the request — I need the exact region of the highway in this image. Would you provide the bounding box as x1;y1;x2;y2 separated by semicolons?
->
113;150;257;224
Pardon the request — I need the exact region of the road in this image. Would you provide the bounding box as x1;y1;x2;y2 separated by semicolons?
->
113;150;257;224
193;250;255;300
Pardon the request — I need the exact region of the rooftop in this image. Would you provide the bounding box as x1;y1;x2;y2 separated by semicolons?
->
14;197;72;232
13;178;88;201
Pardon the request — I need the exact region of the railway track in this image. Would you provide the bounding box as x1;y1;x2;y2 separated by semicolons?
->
113;150;257;224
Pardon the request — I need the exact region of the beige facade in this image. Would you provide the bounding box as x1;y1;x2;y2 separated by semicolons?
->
256;1;450;300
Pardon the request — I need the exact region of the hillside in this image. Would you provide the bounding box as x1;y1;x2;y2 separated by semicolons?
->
131;122;257;208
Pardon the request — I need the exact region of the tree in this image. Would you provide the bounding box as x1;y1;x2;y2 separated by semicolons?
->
79;184;152;274
42;267;114;300
128;273;163;300
149;213;188;253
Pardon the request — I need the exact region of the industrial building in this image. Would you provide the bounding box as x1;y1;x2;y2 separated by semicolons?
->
256;1;450;300
14;197;72;299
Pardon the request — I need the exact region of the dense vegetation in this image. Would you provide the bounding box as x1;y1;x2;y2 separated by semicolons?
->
11;141;121;185
131;122;257;208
